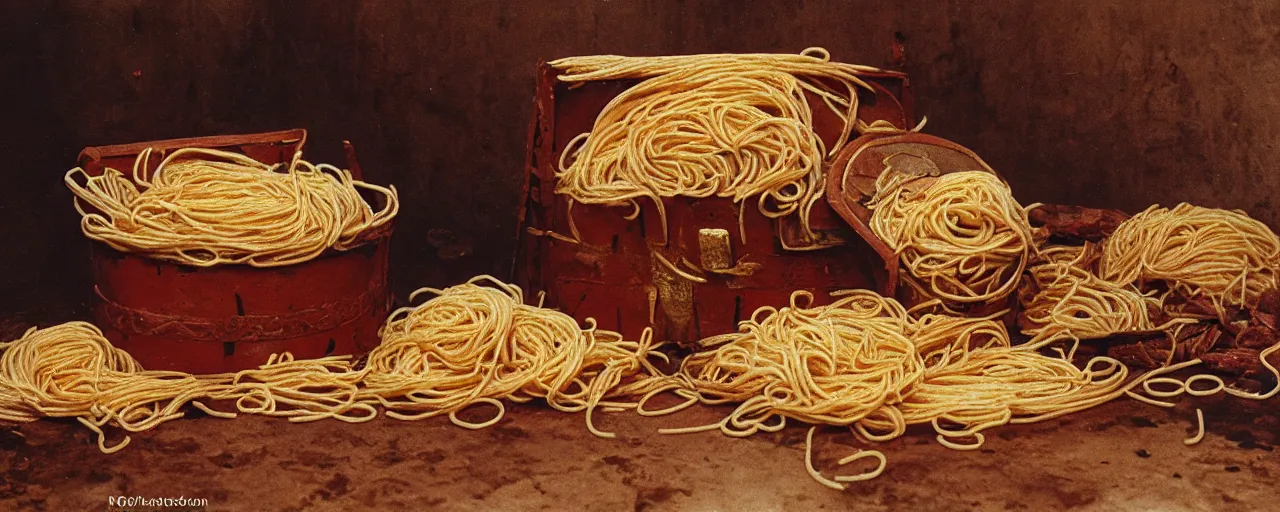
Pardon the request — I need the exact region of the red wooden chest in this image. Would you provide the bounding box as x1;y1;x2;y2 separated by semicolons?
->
514;62;915;343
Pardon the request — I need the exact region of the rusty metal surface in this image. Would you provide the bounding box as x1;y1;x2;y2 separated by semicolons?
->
75;130;392;373
515;63;914;343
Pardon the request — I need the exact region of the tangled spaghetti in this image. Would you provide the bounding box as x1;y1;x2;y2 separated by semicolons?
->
354;276;671;436
1018;243;1189;345
1035;203;1280;446
0;278;671;452
868;170;1035;311
1100;203;1280;310
0;322;237;453
550;49;884;245
654;289;1144;490
64;147;399;267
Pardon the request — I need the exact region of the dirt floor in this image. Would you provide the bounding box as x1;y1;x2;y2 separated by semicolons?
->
1;388;1276;512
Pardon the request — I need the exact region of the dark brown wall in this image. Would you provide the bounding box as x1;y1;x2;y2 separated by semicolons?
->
3;0;1278;316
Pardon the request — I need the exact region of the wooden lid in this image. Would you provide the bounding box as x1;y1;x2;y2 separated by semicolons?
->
825;132;1003;298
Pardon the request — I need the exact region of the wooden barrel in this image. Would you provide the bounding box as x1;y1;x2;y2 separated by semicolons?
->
75;130;392;373
514;63;915;343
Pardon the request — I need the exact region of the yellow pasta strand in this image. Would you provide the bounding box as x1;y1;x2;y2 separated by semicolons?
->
1184;408;1206;446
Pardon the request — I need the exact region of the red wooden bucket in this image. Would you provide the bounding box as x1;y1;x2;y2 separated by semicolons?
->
74;129;392;373
514;62;914;343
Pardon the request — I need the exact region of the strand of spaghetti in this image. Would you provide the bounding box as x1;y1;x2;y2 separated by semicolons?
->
653;251;708;283
525;226;581;244
803;428;888;490
1184;408;1206;446
805;427;847;491
834;449;888;482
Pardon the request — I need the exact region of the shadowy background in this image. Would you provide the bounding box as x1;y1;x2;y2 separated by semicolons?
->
2;0;1276;318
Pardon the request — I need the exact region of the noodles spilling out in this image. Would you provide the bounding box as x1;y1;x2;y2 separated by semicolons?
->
1014;204;1280;472
868;170;1035;311
0;277;671;451
1025;203;1280;376
550;49;884;245
64;147;400;267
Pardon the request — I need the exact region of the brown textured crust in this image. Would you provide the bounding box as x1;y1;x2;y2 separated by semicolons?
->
1202;348;1269;376
1106;323;1221;369
1107;339;1173;369
1104;305;1279;378
1235;325;1279;349
1027;204;1131;242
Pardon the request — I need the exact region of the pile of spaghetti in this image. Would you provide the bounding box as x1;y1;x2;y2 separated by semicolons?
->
647;289;1176;489
64;147;400;267
867;169;1035;312
1021;202;1280;344
550;48;886;245
0;277;671;452
0;322;241;453
350;276;671;435
1101;203;1280;312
